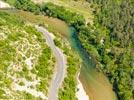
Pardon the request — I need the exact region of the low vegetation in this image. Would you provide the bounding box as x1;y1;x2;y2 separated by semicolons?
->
53;32;81;100
0;11;55;99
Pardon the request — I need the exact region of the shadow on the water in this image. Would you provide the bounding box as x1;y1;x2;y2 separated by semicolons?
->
69;27;96;70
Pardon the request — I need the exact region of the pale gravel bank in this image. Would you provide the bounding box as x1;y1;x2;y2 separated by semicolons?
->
0;0;10;8
76;73;89;100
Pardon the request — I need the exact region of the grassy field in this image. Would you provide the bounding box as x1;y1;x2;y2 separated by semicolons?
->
32;0;94;24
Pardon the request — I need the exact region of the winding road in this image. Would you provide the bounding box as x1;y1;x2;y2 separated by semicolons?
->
35;26;66;100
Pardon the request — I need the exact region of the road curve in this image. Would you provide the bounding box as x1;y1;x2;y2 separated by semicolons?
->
35;25;66;100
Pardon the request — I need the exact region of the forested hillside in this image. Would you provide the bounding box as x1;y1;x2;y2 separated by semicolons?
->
83;0;134;100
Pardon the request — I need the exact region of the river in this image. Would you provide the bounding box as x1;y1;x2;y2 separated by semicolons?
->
68;27;117;100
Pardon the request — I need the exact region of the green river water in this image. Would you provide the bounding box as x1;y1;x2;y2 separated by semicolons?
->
68;27;117;100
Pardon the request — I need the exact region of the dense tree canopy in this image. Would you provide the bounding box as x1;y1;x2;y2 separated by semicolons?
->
40;2;85;29
14;0;40;14
84;0;134;100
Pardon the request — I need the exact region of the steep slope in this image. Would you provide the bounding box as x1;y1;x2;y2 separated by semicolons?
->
81;0;134;100
0;11;55;99
0;7;81;99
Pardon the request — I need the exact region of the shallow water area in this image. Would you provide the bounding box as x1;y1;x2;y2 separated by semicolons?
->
68;27;117;100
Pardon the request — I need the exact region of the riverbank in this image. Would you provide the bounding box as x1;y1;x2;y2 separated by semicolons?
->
69;28;117;100
76;73;89;100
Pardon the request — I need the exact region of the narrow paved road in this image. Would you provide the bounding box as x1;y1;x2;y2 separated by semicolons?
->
35;26;66;100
